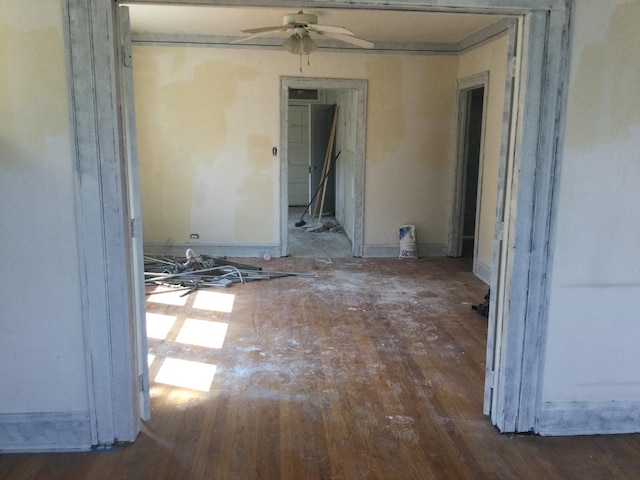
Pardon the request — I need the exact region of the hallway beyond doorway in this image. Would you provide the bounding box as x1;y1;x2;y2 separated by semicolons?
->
288;207;352;258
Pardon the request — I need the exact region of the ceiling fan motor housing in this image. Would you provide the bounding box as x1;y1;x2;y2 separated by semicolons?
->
284;12;317;27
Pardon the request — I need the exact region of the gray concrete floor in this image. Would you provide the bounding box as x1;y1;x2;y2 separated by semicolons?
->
287;207;352;258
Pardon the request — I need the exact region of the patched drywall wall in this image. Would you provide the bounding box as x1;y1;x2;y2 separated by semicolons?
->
543;0;640;403
133;48;274;246
457;34;509;278
133;45;459;254
363;55;457;251
0;0;88;413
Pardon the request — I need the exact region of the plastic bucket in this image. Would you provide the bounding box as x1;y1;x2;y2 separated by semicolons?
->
399;225;417;258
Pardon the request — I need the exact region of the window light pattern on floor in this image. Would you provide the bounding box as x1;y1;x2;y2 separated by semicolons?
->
176;319;228;349
145;313;177;340
192;290;235;313
154;358;217;392
146;290;235;393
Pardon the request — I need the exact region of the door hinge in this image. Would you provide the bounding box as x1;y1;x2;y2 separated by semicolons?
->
131;218;136;237
139;374;145;393
510;56;518;77
490;370;496;388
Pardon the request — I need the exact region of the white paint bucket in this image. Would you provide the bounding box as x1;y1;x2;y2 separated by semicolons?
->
399;225;417;258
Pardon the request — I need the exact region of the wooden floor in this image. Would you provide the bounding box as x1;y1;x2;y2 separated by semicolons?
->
2;257;640;479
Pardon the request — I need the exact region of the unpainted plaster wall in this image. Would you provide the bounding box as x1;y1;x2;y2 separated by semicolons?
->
133;47;275;246
543;0;640;403
132;46;459;253
363;55;458;250
0;0;88;413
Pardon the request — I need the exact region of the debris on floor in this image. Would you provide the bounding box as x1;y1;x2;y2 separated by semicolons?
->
303;221;344;233
472;289;490;317
144;249;312;296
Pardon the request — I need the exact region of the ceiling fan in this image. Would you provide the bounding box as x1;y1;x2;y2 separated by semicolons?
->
233;11;375;56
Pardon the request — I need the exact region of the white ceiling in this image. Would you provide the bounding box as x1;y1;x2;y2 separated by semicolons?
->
127;5;507;45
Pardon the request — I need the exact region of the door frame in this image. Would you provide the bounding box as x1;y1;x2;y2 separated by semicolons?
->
448;72;489;267
67;0;572;443
279;77;367;258
65;0;147;445
484;7;573;432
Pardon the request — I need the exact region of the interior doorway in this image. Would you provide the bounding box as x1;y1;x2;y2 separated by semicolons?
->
461;87;485;258
287;100;336;214
280;77;367;258
286;97;351;258
449;73;490;282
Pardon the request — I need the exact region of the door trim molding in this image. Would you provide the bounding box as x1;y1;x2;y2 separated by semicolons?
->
121;0;568;13
65;0;140;446
489;6;574;433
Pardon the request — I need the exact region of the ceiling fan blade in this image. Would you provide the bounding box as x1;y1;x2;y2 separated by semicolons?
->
242;25;288;35
231;27;289;44
317;31;375;49
307;24;356;36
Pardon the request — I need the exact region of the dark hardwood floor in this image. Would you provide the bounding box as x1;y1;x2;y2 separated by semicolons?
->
2;257;640;479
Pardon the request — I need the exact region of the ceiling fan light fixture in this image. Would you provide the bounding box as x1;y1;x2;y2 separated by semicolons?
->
283;34;300;54
301;34;318;54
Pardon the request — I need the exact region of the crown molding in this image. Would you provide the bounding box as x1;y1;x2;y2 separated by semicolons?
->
131;17;514;55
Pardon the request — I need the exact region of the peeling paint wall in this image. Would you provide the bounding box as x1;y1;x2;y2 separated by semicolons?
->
0;0;88;413
457;34;509;278
132;46;459;253
543;0;640;403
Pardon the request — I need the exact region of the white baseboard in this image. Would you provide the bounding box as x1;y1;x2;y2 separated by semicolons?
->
146;242;448;259
363;243;448;258
0;411;93;453
537;401;640;436
144;243;279;259
473;259;492;284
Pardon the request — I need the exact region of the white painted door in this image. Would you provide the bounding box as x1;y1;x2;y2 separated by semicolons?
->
117;5;151;422
288;105;310;206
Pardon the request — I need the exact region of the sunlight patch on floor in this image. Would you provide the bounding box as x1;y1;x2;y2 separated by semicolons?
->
154;358;217;392
145;313;177;340
176;319;229;349
193;290;235;313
